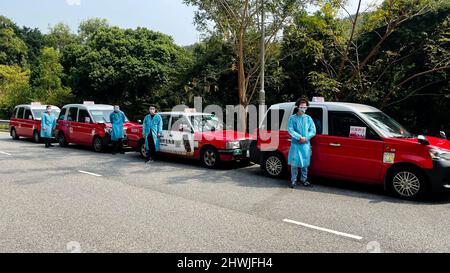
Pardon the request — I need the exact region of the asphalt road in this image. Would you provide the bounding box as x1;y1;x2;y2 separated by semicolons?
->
1;132;450;253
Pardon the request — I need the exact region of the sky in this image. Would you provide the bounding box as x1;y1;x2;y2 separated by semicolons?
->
0;0;378;46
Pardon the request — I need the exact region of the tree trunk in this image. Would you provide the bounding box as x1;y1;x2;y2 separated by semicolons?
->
237;27;248;133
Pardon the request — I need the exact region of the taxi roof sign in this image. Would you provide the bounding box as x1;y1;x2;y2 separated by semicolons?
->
83;101;95;105
31;102;42;106
184;108;197;113
312;97;325;103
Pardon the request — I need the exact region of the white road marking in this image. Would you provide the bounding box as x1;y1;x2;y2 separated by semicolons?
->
78;170;102;177
283;219;363;240
0;151;12;156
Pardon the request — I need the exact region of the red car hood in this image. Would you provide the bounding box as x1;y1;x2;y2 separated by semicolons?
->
104;122;140;129
195;130;252;141
387;136;450;150
426;136;450;150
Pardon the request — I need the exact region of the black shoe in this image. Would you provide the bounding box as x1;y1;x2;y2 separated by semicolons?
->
302;181;312;187
289;183;296;189
120;151;125;155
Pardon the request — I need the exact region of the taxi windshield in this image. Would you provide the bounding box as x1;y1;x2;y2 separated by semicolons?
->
362;112;413;138
90;110;129;123
32;109;60;120
191;114;224;132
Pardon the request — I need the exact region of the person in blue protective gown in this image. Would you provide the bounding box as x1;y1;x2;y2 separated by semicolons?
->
288;98;317;188
41;105;57;148
143;105;163;163
109;105;126;155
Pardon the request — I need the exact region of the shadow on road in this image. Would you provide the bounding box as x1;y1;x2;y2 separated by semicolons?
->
2;134;450;205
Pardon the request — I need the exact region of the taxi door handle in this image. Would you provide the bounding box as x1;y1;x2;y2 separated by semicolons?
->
329;143;341;147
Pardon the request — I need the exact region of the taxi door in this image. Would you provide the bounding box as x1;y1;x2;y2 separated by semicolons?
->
158;114;173;154
74;109;94;146
65;107;79;143
317;111;384;183
15;107;25;136
22;108;35;138
169;114;195;157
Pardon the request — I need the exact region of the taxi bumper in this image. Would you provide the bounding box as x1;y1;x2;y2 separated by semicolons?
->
425;160;450;193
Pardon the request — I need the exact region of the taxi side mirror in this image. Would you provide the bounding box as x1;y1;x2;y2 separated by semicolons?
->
418;135;430;145
28;115;33;120
85;117;91;123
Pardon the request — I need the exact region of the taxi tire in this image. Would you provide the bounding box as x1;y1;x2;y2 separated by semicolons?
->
387;166;428;200
92;136;105;153
138;140;147;159
11;128;19;140
58;132;69;147
262;152;287;178
201;147;220;169
33;130;41;143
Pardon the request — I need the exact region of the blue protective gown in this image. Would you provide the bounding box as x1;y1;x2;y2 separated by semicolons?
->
287;114;317;168
143;114;163;152
40;112;56;138
109;111;126;141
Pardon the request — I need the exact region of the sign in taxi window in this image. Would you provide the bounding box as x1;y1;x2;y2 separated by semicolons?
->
349;126;367;139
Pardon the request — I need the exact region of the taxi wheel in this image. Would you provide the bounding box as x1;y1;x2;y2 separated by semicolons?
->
58;132;68;147
388;166;427;200
138;140;147;159
11;128;19;140
262;153;286;178
201;147;220;169
33;130;41;143
93;136;105;153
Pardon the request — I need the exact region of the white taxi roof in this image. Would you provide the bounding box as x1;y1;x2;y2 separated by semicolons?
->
271;101;381;113
159;112;213;116
63;104;114;111
16;104;61;110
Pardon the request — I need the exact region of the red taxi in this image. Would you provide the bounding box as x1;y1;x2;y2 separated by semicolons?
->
9;103;61;142
126;111;253;168
254;100;450;199
55;102;140;152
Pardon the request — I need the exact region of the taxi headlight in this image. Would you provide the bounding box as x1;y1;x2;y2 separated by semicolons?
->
226;141;240;150
429;148;450;161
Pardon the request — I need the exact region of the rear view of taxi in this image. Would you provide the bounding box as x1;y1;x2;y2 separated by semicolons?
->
9;103;61;143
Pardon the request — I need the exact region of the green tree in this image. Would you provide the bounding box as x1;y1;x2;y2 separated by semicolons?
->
30;47;73;106
61;26;192;118
78;18;109;42
45;23;78;52
182;36;236;105
0;16;28;66
184;0;307;131
0;65;31;117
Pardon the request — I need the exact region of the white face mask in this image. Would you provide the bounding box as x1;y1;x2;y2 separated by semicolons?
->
46;108;52;113
114;107;120;112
